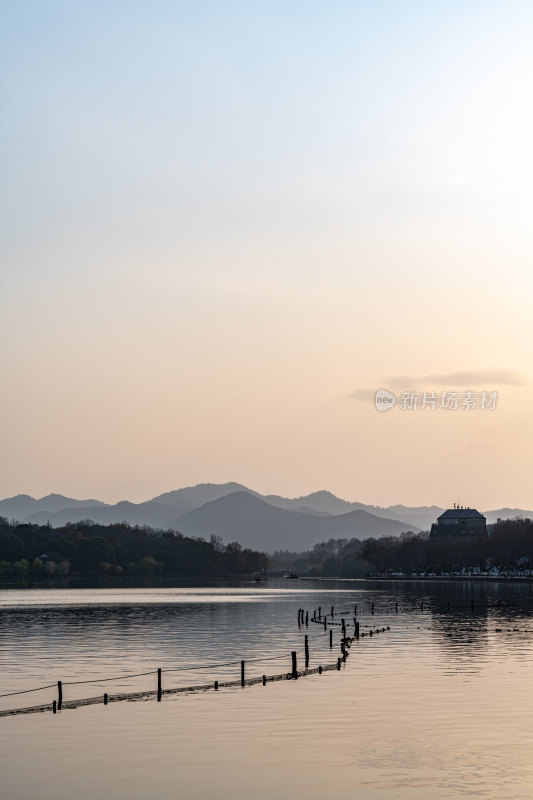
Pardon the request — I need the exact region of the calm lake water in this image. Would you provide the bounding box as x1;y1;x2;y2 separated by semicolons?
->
2;578;533;799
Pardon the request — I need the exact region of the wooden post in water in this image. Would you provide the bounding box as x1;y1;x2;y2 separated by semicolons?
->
291;651;298;679
341;618;346;639
318;666;323;674
57;680;62;711
157;668;162;701
355;621;360;638
331;605;334;618
318;606;321;620
52;700;57;714
305;611;309;627
214;681;219;691
329;629;333;648
371;603;374;615
421;602;424;611
323;615;327;630
305;635;309;668
354;604;357;617
337;657;341;670
104;693;108;705
241;661;245;686
395;602;398;613
262;675;266;686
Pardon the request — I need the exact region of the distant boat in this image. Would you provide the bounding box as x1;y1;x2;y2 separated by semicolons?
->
284;572;299;579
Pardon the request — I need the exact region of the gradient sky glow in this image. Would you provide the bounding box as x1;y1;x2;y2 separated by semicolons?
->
1;1;533;507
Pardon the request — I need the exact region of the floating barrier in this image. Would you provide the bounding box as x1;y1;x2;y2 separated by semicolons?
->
4;596;516;719
0;616;393;718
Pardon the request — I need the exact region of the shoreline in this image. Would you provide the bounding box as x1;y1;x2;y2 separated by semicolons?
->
300;575;533;583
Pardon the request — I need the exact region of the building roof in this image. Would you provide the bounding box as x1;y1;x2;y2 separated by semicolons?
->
438;508;485;520
40;552;68;562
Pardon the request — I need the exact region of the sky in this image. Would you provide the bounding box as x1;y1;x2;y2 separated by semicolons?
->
1;1;533;508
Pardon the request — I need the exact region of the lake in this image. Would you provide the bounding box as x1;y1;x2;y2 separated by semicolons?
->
1;578;533;799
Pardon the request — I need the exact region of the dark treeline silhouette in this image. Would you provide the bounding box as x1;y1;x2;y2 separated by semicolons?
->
359;519;533;575
272;519;533;577
0;517;269;580
271;537;369;577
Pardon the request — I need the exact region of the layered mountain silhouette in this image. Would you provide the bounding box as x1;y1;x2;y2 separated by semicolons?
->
1;483;530;552
172;491;417;551
0;493;105;519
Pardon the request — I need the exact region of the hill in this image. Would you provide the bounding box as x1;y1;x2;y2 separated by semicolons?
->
2;484;531;552
175;491;418;551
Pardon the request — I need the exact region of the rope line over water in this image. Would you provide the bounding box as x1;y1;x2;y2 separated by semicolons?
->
0;631;332;697
1;597;509;717
0;683;57;699
0;660;352;718
0;613;392;717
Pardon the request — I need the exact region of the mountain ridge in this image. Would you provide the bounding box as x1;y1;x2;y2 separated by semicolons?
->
173;491;419;551
1;485;531;552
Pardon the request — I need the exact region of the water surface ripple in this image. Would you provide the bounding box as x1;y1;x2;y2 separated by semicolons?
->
1;578;532;799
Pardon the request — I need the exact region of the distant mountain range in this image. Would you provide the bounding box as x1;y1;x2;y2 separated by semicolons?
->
0;484;530;553
169;491;415;552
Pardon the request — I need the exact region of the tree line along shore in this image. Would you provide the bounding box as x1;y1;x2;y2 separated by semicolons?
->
271;518;533;578
1;516;532;582
0;518;268;580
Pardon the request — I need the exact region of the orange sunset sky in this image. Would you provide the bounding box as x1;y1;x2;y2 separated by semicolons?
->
1;2;532;508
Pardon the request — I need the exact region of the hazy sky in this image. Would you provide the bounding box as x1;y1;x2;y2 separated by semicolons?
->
1;1;532;507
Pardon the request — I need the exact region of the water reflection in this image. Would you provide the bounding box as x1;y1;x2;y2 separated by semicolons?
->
2;579;533;693
3;579;533;799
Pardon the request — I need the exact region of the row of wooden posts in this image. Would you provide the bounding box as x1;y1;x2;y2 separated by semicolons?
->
50;649;330;713
52;679;112;713
48;598;498;713
298;607;365;652
298;604;394;625
298;607;360;637
299;598;500;624
50;612;354;713
46;617;389;714
44;628;395;716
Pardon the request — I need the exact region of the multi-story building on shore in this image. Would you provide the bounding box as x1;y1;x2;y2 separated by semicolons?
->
430;506;487;538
